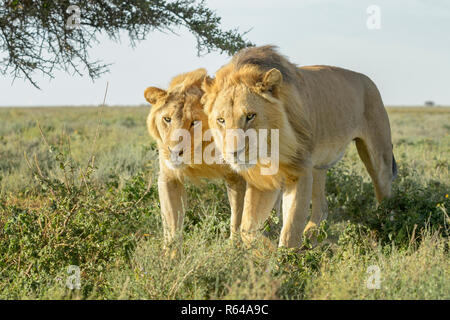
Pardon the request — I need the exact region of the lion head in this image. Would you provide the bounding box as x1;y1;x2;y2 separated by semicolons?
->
202;46;312;190
144;69;214;173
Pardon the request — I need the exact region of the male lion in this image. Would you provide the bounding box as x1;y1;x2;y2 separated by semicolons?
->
144;68;246;244
202;45;397;248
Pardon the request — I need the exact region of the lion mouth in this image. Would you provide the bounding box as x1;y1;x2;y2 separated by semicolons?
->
223;147;258;171
165;159;187;170
225;152;257;172
229;162;256;172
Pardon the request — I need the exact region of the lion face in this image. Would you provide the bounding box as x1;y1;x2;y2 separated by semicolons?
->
145;82;209;171
203;68;284;173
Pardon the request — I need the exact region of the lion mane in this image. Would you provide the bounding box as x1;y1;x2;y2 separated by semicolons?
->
203;45;314;190
145;68;234;183
202;45;395;193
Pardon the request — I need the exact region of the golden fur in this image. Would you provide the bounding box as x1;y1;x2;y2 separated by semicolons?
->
202;55;312;191
144;69;246;243
202;45;397;248
146;69;220;180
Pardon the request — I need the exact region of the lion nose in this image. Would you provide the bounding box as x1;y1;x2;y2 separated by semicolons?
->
230;150;239;158
168;147;183;157
228;147;245;159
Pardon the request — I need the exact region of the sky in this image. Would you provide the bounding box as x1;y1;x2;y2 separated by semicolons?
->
0;0;449;107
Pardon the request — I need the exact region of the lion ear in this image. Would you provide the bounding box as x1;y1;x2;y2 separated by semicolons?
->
261;68;282;93
201;76;215;94
144;87;167;105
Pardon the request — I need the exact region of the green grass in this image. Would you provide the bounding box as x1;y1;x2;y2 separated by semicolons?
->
0;106;448;299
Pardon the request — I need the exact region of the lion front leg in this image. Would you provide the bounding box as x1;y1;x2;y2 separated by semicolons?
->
225;175;246;242
240;185;279;249
279;169;313;248
303;168;328;246
158;173;187;245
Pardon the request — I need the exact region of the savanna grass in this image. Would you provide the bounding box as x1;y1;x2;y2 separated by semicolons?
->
0;106;448;299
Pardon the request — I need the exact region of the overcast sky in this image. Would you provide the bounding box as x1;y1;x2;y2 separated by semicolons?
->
1;0;449;107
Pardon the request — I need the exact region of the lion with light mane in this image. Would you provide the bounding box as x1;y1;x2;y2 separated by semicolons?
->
202;45;397;248
144;69;247;244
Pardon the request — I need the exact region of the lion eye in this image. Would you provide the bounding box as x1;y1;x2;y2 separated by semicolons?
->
217;118;225;125
246;113;256;122
191;120;200;127
163;117;171;123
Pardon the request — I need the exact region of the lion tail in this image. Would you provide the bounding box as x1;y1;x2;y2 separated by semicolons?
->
392;155;398;180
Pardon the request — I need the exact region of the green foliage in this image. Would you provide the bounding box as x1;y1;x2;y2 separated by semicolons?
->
326;163;449;247
0;156;159;298
0;106;448;299
0;0;252;88
373;168;449;244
